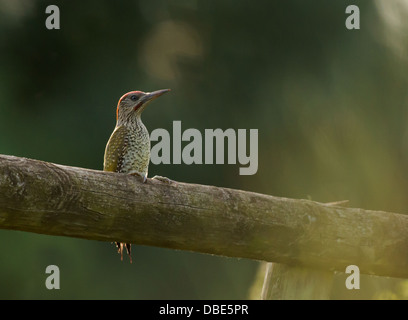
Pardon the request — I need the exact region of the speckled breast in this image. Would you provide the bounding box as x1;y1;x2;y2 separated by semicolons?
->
120;124;151;175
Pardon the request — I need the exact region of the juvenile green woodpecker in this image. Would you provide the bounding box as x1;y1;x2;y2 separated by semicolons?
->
103;89;171;262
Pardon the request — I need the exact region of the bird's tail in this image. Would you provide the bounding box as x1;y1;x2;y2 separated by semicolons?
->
115;242;132;263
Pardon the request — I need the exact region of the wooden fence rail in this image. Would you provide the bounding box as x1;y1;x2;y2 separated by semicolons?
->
0;154;408;298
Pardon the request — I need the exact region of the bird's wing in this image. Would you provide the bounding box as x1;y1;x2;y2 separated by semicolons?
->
103;125;128;172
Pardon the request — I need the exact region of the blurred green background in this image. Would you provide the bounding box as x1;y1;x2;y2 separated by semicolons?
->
1;0;408;299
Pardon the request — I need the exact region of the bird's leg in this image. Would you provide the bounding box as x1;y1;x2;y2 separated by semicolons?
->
115;242;132;263
152;175;174;184
125;243;132;264
115;242;124;261
129;171;147;183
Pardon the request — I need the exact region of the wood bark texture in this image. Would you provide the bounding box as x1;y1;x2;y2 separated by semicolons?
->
0;154;408;278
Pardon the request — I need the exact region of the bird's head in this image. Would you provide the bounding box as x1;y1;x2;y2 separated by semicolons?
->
116;89;171;124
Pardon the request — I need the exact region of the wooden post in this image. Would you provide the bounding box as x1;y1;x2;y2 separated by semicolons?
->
261;263;334;299
260;201;348;300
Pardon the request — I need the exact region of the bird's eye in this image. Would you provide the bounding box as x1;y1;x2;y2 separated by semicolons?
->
130;95;138;101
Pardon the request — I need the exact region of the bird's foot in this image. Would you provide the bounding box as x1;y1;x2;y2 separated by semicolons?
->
129;171;147;183
115;242;132;263
152;175;174;184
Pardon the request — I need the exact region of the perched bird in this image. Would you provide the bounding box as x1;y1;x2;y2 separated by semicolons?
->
104;89;171;262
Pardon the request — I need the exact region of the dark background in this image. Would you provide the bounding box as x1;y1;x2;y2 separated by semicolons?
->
1;0;408;299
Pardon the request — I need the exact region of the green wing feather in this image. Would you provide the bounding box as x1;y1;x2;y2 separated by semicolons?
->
103;125;128;172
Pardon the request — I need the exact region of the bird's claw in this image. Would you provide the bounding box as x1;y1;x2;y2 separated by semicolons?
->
152;175;173;184
130;171;147;183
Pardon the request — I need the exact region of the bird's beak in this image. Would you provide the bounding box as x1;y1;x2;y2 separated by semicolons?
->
142;89;171;104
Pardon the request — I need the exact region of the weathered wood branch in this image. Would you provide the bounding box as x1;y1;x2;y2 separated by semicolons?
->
0;154;408;278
